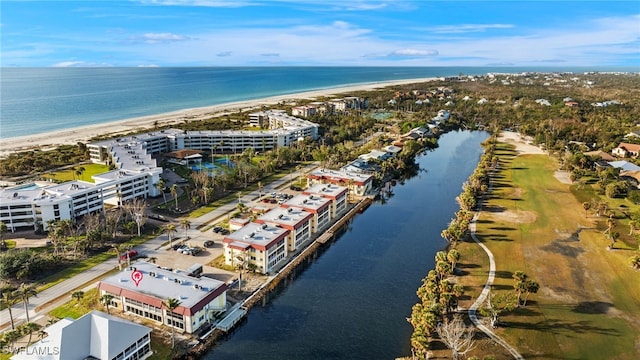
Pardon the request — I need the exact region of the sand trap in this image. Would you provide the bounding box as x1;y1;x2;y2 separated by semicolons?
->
498;131;546;155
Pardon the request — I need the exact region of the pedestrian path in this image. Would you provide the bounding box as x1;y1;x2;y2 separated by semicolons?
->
467;174;524;359
0;162;318;332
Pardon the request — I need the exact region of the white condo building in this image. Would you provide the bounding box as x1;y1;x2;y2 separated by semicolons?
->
1;110;316;231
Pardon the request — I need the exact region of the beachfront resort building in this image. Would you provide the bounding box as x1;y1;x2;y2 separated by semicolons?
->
254;206;314;252
222;222;290;274
98;261;228;334
13;310;152;360
307;169;374;197
1;110;316;231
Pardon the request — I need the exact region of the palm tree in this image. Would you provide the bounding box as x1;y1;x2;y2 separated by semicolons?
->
257;181;263;200
24;322;41;345
582;202;591;218
170;184;179;209
72;291;84;302
165;223;177;249
38;328;48;340
164;297;182;349
100;294;115;314
0;288;18;329
156;178;167;204
447;249;460;271
180;219;191;239
17;283;37;323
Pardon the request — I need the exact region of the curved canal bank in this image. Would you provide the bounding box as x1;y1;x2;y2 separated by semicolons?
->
204;130;489;359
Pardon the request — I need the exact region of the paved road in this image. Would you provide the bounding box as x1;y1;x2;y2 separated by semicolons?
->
0;162;319;332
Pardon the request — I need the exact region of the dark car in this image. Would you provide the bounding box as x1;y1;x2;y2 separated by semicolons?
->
212;226;223;233
219;229;230;235
190;247;203;256
204;240;215;248
121;249;138;260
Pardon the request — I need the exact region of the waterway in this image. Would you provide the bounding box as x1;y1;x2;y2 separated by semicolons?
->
205;130;489;359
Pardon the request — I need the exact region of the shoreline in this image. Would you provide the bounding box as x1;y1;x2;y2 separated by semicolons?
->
0;77;439;157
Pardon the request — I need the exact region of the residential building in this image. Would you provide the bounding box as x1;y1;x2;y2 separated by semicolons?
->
303;183;349;219
612;142;640;158
307;169;373;196
341;159;378;175
291;105;318;118
281;193;333;233
608;160;640;172
98;261;228;334
254;207;314;252
223;222;290;274
12;310;151;360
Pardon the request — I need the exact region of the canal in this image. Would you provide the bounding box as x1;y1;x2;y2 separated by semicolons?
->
205;130;489;359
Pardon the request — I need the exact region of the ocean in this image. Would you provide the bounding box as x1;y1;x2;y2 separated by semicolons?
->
0;66;629;139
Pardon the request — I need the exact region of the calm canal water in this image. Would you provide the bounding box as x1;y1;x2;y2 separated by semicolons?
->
206;130;489;359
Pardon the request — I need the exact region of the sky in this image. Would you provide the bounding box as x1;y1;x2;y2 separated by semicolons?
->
1;0;639;67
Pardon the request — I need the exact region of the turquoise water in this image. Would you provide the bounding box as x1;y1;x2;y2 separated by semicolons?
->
1;66;624;139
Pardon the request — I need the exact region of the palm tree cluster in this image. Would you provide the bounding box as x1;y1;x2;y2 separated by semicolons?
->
512;271;540;307
0;283;37;330
408;250;464;359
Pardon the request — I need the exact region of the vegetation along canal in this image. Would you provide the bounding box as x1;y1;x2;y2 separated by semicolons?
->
206;130;489;359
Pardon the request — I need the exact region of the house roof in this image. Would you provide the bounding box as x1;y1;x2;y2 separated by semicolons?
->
616;142;640;153
584;150;616;162
12;310;151;360
608;161;640;172
166;149;203;160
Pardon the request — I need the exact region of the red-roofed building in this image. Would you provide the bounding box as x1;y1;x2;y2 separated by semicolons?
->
98;261;228;334
612;142;640;158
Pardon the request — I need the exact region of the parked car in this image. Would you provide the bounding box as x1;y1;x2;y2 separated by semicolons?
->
204;240;215;248
121;249;138;260
219;229;230;235
190;247;203;256
212;226;223;233
174;244;188;251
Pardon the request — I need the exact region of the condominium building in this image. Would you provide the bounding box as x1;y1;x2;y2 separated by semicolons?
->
223;222;290;274
254;207;314;252
303;183;349;218
307;169;373;196
98;261;228;334
280;193;333;233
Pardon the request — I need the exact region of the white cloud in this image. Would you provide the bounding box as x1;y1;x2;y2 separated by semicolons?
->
135;32;190;44
426;24;515;34
52;61;113;67
137;64;160;67
216;51;232;57
388;48;438;57
138;0;256;7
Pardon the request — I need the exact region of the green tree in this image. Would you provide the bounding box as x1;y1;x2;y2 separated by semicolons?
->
17;283;37;323
164;297;182;349
479;291;517;327
165;223;177;249
582;202;591;218
0;287;18;329
0;221;8;250
447;249;460;271
180;219;191;239
72;291;85;302
24;322;42;345
100;294;114;314
170;184;179;209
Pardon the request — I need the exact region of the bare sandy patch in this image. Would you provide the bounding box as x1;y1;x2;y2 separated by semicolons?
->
487;209;537;223
554;170;573;184
498;131;546;155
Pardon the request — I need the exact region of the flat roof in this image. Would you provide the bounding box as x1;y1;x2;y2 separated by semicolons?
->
304;183;348;199
307;168;373;185
224;222;290;250
99;261;227;310
255;206;314;229
282;193;332;212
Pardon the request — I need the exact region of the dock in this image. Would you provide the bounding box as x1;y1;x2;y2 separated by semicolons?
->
215;303;247;332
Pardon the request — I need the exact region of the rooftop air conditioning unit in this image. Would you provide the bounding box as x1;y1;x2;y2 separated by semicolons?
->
174;278;180;283
193;284;200;290
262;224;268;229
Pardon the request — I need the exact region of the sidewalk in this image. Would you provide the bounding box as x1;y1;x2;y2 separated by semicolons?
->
0;162;318;332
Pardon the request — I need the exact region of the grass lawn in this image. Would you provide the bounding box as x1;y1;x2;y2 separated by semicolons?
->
455;143;640;359
49;288;100;319
43;163;110;183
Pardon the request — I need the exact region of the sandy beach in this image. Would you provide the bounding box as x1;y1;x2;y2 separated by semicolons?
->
0;77;438;157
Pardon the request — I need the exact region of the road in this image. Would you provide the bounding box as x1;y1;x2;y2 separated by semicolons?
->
0;162;319;332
